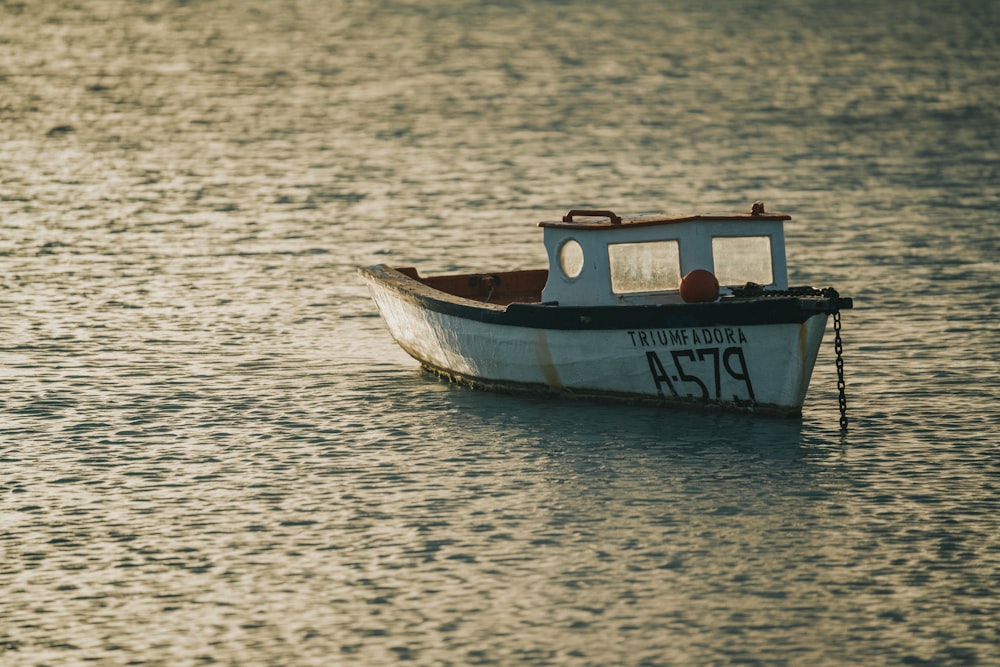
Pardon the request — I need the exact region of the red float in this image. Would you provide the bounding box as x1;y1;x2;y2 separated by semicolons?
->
680;269;720;303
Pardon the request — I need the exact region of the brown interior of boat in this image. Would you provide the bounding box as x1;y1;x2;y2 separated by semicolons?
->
397;267;548;305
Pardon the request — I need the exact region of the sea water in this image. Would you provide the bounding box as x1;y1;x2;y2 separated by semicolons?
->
1;1;998;664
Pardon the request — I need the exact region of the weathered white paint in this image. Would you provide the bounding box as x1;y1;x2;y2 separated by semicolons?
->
540;216;789;307
365;278;828;415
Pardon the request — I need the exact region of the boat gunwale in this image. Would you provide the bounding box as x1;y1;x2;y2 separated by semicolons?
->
358;263;841;331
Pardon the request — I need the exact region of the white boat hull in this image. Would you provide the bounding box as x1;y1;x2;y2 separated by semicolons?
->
360;265;840;416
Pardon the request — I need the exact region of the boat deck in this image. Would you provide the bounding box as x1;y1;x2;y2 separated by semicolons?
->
397;267;547;306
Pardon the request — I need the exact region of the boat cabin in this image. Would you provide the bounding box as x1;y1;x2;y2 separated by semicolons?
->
539;203;790;306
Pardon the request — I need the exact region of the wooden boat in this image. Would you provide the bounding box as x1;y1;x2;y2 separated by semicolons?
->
359;202;852;420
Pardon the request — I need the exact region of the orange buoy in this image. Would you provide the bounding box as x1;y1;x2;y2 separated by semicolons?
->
680;269;719;303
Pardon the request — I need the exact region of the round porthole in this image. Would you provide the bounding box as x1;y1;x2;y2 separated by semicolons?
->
558;239;584;279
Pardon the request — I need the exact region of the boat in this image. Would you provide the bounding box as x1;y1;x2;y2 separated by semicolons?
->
359;202;853;423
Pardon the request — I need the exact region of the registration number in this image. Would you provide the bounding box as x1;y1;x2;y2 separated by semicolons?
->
645;347;756;402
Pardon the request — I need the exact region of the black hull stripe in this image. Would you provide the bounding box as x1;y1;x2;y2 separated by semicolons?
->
360;264;835;331
418;360;802;418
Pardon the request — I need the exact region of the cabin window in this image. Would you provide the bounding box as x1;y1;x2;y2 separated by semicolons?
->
712;236;774;286
558;239;585;279
608;240;681;294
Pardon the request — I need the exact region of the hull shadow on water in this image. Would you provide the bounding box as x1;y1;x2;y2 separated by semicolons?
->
360;365;835;463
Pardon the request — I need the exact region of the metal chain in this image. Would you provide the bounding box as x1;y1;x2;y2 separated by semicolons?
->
833;309;848;430
731;283;831;298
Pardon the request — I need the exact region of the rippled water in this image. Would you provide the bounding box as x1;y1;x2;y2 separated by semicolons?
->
2;0;998;665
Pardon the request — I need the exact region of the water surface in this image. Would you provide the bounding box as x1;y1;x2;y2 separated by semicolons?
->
2;0;998;665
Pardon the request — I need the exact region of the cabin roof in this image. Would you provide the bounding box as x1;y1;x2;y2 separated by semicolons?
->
539;206;790;231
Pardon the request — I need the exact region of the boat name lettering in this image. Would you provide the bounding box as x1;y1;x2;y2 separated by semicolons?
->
645;347;756;403
627;327;748;348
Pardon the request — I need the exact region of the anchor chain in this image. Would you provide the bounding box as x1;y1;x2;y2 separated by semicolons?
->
833;308;848;430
